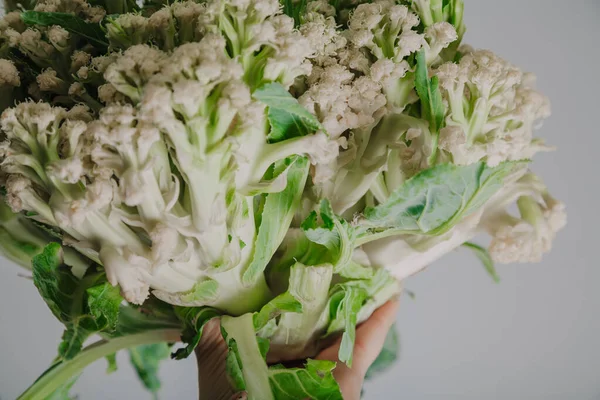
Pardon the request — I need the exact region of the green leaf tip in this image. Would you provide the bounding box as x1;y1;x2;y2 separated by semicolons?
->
253;82;322;142
463;242;500;283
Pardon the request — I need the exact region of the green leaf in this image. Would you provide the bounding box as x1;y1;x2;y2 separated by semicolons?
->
172;307;221;359
415;48;445;163
58;324;90;360
365;324;399;380
257;336;271;361
358;161;527;244
20;11;109;48
58;283;123;359
105;353;118;374
32;244;123;360
86;283;122;330
45;375;79;400
269;359;343;400
260;263;333;362
415;49;445;134
463;242;500;283
243;156;309;285
32;243;80;323
0;226;44;268
18;328;182;400
179;278;219;304
281;0;308;27
300;200;368;279
128;343;171;393
225;339;246;391
254;291;303;331
326;286;369;367
253;83;322;142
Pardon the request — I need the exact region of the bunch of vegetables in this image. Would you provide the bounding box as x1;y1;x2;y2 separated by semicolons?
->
0;0;565;398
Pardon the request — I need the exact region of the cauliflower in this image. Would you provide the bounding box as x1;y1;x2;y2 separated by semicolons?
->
0;0;565;398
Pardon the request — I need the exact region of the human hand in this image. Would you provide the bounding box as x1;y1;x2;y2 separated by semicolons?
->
195;299;400;400
316;299;400;400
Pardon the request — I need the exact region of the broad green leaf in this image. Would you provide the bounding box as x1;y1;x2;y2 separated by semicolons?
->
269;359;343;400
20;12;109;48
114;301;182;337
128;343;171;393
57;283;123;359
58;324;90;360
221;314;274;400
358;161;527;244
33;244;124;359
253;83;322;142
32;243;77;324
86;283;122;330
243;156;309;285
254;292;303;331
172;307;221;359
365;324;399;380
463;242;500;283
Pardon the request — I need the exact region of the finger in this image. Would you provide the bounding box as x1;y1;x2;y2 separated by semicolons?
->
351;299;400;374
315;334;343;362
314;300;400;400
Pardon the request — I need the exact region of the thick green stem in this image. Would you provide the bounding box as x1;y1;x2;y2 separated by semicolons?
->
221;314;273;400
17;329;181;400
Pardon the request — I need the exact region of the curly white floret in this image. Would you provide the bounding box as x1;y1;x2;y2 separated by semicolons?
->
300;65;386;139
104;45;168;103
424;22;458;63
300;12;347;59
348;1;423;62
489;221;544;264
37;69;69;93
435;49;552;166
484;176;566;264
0;59;20;87
34;0;105;22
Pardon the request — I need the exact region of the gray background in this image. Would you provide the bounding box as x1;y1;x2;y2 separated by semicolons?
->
1;1;599;399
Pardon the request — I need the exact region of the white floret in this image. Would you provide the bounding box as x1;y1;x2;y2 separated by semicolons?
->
70;51;91;72
100;246;151;304
424;22;458;63
300;13;347;59
300;65;386;138
47;26;71;52
34;0;106;22
435;49;552;166
306;0;336;17
0;59;20;87
489;221;549;264
484;181;566;264
17;29;56;61
347;2;424;62
37;69;68;93
104;45;168;102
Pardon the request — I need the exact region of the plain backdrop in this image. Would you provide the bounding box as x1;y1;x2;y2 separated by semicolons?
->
1;1;599;399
